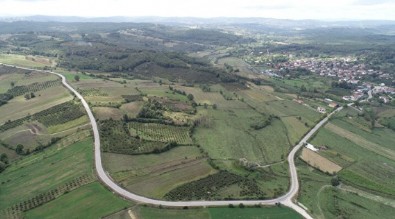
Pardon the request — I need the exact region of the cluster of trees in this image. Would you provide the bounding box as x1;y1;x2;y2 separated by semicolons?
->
137;100;165;119
250;115;275;130
0;153;9;172
164;170;265;201
331;81;356;90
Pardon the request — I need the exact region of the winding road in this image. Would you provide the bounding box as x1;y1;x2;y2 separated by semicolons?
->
2;63;346;219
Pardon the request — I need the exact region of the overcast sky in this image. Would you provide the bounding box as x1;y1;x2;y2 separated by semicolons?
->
1;0;395;20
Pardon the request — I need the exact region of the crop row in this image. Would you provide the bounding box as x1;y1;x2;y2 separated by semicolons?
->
1;174;95;218
100;119;170;155
129;122;192;145
79;88;108;97
0;101;85;131
7;79;61;97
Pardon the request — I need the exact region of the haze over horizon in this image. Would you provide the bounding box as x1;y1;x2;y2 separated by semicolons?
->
0;0;395;21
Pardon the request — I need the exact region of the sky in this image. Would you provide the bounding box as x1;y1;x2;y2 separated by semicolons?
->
1;0;395;20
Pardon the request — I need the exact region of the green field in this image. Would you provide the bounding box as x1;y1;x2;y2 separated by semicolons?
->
318;187;395;219
0;138;94;210
310;111;395;197
107;206;302;219
103;146;217;198
195;106;290;163
25;182;131;219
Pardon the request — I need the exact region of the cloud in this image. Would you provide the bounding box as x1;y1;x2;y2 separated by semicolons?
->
353;0;395;5
0;0;395;20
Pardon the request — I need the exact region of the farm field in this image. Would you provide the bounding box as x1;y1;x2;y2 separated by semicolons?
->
0;138;94;210
296;158;395;219
300;148;342;174
0;85;73;124
106;206;302;219
310;120;395;197
24;182;131;219
0;72;58;93
129;122;192;144
102;146;217;198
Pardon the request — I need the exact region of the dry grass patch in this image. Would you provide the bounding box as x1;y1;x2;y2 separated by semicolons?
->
300;148;342;174
120;102;144;118
93;107;123;120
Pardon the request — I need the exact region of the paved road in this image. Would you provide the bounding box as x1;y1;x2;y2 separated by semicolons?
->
2;64;346;219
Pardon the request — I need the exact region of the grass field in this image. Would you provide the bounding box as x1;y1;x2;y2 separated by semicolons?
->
0;72;58;93
281;116;310;145
318;187;395;219
93;107;124;120
103;146;216;198
0;85;73;124
194;107;290;164
120;101;144;118
47;115;89;134
0;54;49;68
297;158;395;219
173;85;228;105
24;182;131;219
310;120;395;197
0;138;94;210
297;159;332;217
107;206;302;219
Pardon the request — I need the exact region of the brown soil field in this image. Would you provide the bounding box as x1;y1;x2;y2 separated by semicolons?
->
300;148;342;174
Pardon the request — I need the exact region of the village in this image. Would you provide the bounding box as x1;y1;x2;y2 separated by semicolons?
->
260;56;395;104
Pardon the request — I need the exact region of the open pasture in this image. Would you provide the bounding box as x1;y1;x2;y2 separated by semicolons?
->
103;146;216;198
194;107;290;164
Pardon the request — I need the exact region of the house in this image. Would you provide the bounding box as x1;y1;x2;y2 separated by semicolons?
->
305;143;319;152
317;107;326;114
328;102;339;108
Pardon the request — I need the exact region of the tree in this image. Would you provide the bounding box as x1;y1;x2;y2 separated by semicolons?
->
30;92;35;98
0;153;8;164
10;81;15;87
331;175;340;186
187;94;194;101
24;93;31;100
213;104;218;110
300;85;307;92
74;75;80;82
16;144;24;154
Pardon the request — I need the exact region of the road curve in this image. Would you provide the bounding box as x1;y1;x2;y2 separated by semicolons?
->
2;63;345;219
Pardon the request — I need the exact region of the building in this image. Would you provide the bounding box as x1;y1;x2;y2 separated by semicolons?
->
317;107;326;114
